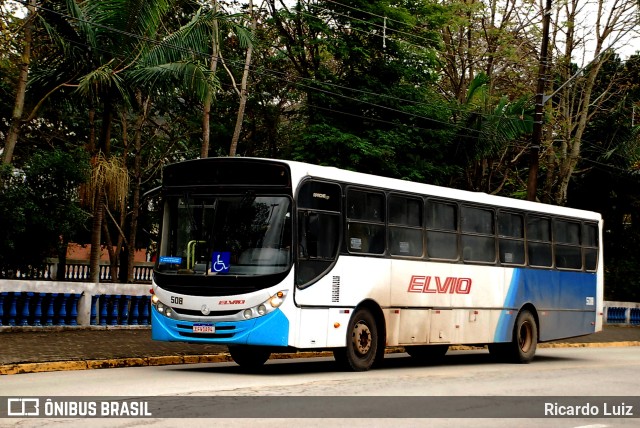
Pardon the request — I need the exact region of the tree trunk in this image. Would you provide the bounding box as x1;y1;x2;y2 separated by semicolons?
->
201;0;220;159
127;91;150;282
229;0;255;157
89;193;105;283
2;0;36;165
102;218;118;282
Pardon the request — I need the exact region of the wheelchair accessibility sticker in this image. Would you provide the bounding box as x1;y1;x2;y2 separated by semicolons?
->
211;252;230;273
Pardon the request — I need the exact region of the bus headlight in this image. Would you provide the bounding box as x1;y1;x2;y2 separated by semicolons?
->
243;290;288;320
152;296;174;318
269;291;285;308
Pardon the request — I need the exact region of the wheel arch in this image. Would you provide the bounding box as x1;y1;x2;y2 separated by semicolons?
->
517;303;540;340
354;299;387;347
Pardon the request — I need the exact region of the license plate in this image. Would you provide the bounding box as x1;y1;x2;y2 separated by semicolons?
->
193;323;215;333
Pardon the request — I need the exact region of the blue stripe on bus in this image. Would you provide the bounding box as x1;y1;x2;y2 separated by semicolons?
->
151;307;289;347
493;269;597;343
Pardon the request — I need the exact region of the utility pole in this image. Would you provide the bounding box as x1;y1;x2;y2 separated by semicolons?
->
526;0;552;202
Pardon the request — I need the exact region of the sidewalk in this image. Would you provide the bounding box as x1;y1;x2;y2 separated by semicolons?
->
1;325;639;375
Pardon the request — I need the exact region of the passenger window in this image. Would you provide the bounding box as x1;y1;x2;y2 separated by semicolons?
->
554;219;582;270
461;206;494;235
426;201;456;231
460;206;495;263
498;212;525;265
426;200;458;260
527;216;551;241
389;195;423;257
555;220;580;245
498;212;524;238
347;190;384;222
583;223;599;271
347;189;385;254
527;215;552;267
389;195;421;227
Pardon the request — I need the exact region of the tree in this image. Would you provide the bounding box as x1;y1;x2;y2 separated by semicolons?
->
229;0;256;157
132;2;253;158
452;72;533;194
26;0;176;282
569;53;640;301
0;147;89;273
537;0;639;205
2;0;36;166
266;0;462;182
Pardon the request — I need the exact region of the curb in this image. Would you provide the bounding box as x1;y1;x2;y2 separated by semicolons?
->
2;342;639;376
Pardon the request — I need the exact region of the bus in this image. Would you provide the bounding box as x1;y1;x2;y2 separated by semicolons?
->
150;157;603;371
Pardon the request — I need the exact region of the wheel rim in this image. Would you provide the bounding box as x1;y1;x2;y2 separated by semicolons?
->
518;320;533;352
352;320;372;356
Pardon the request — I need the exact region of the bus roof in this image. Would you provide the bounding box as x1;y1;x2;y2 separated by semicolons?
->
180;157;600;222
273;158;601;222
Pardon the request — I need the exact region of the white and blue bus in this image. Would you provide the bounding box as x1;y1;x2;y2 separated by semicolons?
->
150;157;603;371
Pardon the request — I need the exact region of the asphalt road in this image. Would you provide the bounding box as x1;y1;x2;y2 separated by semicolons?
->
2;346;640;428
1;324;639;375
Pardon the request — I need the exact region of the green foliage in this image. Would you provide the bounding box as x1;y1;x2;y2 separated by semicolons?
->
0;148;90;267
2;0;639;300
571;53;640;302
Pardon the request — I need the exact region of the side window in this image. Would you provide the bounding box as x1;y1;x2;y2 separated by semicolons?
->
296;180;342;286
554;219;582;270
583;222;599;271
527;215;552;267
425;200;458;260
460;206;496;263
389;195;423;257
498;211;525;265
347;189;385;254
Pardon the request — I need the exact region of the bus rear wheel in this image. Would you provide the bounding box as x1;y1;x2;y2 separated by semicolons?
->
490;310;537;363
228;345;271;369
335;308;379;371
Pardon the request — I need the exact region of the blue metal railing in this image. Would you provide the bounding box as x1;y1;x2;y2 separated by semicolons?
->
0;291;150;327
91;294;151;326
606;307;627;324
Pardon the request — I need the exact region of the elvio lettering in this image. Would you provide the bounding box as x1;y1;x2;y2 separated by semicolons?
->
408;275;472;294
218;299;246;305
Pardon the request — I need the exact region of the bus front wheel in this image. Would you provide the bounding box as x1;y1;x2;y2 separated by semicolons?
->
335;308;379;371
228;345;271;369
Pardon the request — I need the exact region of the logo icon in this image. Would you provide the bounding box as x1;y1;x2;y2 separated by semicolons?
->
7;398;40;416
211;252;230;273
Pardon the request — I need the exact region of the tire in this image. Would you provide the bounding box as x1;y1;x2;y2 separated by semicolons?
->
512;310;537;363
228;345;271;369
337;308;379;371
406;344;448;362
491;310;537;364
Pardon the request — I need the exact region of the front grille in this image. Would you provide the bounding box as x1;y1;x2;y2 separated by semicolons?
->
172;308;241;317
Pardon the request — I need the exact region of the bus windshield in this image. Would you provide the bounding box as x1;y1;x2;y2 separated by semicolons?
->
157;194;292;276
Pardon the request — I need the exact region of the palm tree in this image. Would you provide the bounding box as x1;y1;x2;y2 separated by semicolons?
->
454;73;533;194
29;0;252;281
28;0;174;282
131;3;253;158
